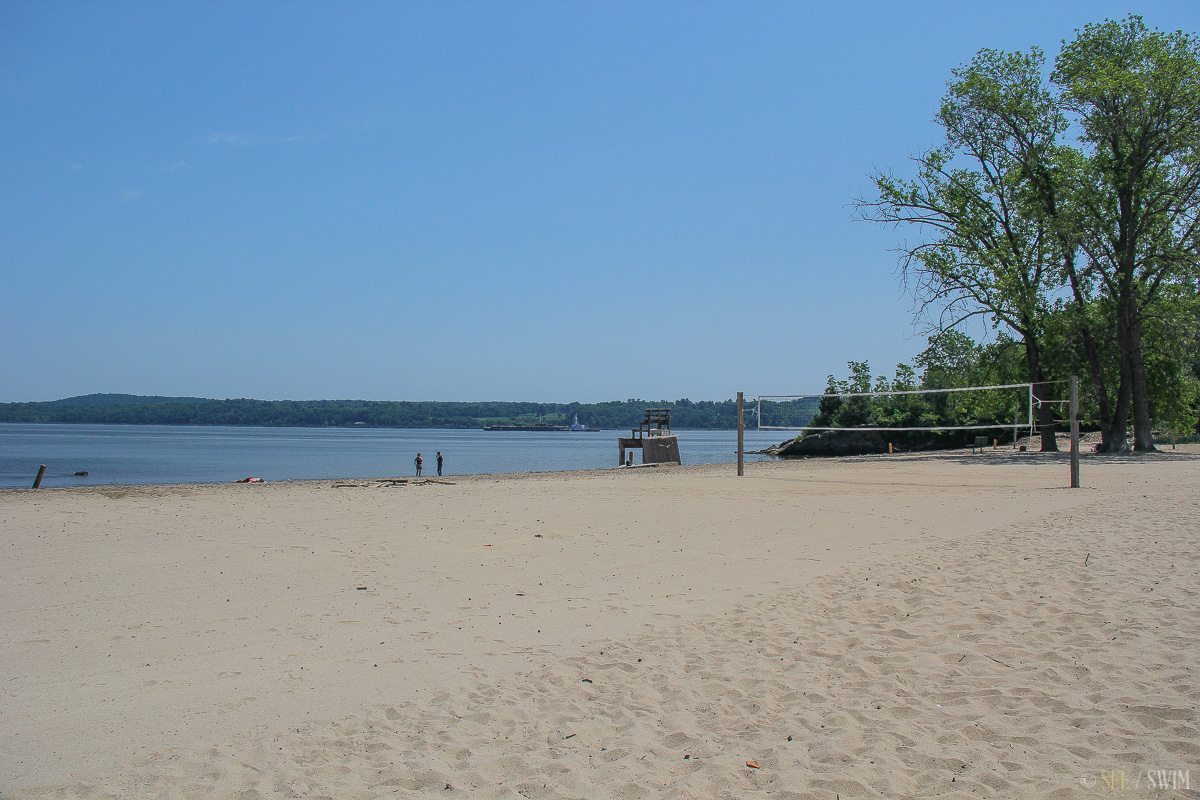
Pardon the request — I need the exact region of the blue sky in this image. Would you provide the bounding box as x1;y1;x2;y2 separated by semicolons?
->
3;1;1196;402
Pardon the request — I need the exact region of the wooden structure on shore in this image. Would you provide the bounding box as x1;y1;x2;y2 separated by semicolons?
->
618;408;681;466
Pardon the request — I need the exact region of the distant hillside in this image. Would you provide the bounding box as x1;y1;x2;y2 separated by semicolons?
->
43;393;210;407
0;394;817;431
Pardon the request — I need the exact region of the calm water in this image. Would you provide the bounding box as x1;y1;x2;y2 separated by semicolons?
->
0;424;785;488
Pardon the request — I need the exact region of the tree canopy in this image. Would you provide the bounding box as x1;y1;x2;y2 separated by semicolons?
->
860;15;1200;451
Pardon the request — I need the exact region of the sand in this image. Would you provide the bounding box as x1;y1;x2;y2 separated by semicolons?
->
2;448;1197;798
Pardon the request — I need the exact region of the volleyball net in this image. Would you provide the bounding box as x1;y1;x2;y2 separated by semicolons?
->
753;381;1039;436
734;377;1082;487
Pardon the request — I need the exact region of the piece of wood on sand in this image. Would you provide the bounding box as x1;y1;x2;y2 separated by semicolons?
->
370;477;457;487
374;478;410;487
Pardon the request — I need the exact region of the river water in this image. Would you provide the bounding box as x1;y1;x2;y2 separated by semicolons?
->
0;424;786;488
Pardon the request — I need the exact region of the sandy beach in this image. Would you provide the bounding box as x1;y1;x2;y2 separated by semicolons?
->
2;448;1197;798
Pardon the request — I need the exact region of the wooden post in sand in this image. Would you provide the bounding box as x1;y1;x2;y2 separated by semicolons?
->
1069;375;1080;489
736;392;744;477
33;464;46;489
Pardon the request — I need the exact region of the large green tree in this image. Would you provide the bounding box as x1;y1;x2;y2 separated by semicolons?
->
1053;16;1200;451
861;47;1061;450
864;15;1200;452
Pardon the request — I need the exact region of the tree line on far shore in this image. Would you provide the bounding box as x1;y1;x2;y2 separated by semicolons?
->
0;394;749;431
857;15;1200;452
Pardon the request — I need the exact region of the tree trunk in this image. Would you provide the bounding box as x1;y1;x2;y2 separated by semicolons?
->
1126;298;1157;451
1106;299;1133;454
1107;374;1131;453
1062;252;1115;450
1111;177;1156;452
1024;337;1058;451
1080;329;1113;450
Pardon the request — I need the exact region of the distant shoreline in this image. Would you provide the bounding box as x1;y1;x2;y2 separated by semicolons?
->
0;394;755;431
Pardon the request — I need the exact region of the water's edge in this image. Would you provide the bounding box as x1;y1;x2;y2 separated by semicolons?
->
0;423;781;489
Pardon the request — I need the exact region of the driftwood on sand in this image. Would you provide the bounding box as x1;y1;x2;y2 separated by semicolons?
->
334;478;458;488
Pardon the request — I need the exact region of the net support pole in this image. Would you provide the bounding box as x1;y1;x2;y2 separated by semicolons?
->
1069;375;1080;488
1028;383;1035;441
736;391;744;477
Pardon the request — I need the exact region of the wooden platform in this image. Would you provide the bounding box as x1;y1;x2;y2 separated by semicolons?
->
618;408;681;466
618;434;681;466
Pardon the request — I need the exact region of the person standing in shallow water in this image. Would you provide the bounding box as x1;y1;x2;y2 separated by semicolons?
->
414;452;423;477
436;451;444;476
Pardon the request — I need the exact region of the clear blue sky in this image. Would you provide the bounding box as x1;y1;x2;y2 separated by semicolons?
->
3;1;1196;402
